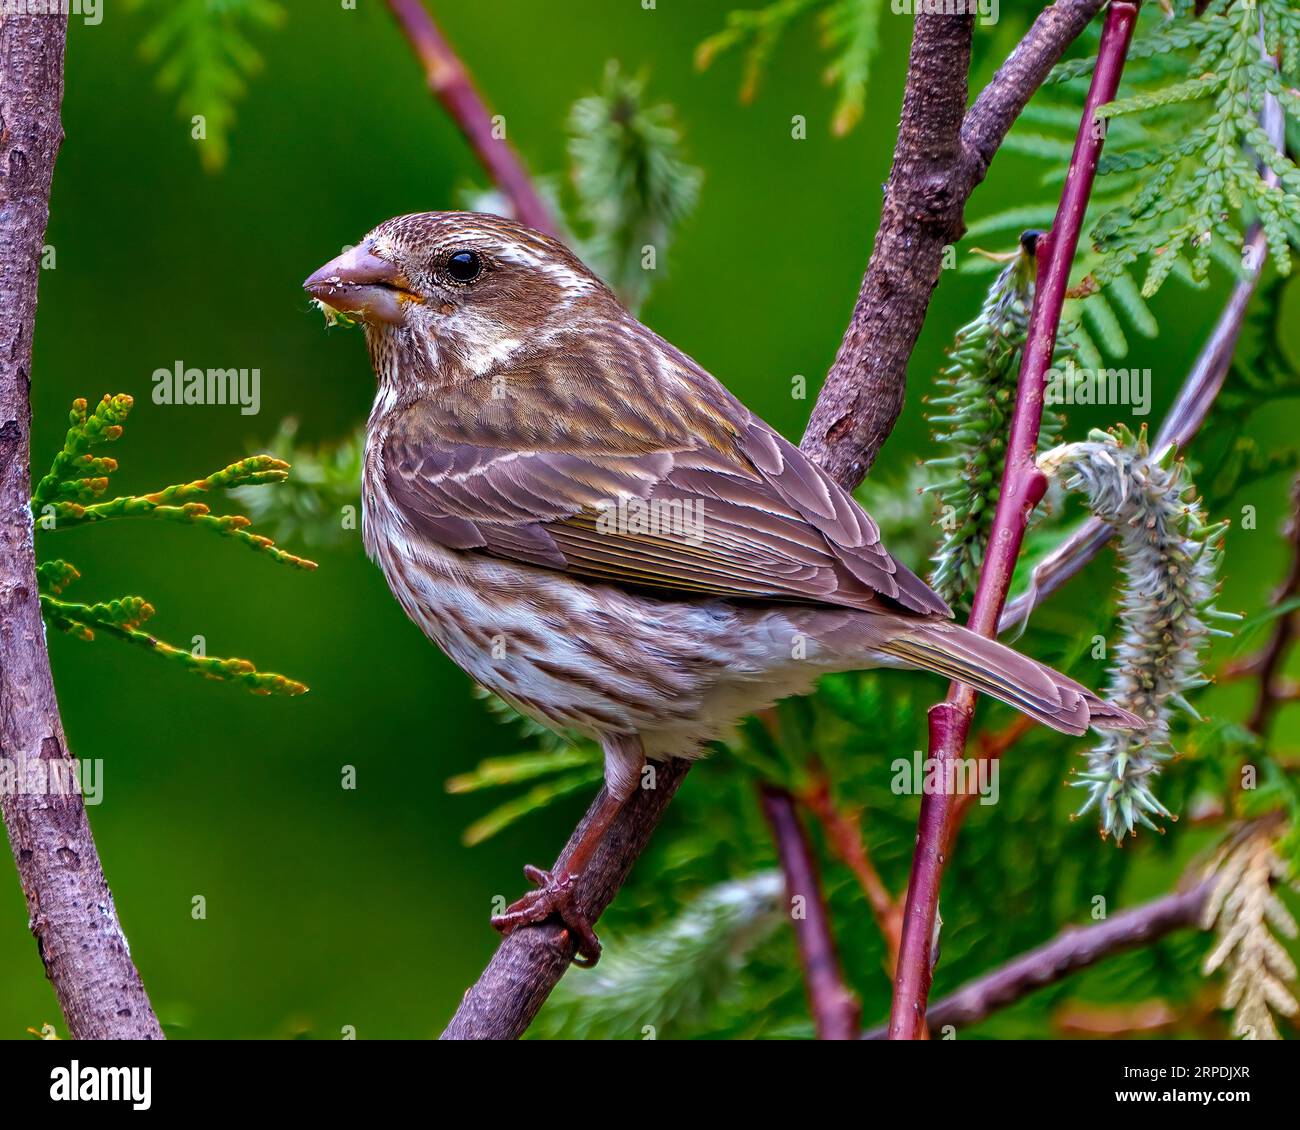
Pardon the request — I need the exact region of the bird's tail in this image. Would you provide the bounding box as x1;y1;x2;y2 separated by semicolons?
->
874;619;1143;736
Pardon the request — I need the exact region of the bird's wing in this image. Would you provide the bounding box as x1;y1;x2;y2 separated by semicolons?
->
379;336;949;617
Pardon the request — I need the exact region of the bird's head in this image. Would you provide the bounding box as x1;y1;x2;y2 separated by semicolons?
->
303;211;619;380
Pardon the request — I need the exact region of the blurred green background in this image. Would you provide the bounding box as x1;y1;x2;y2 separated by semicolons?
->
2;0;1297;1039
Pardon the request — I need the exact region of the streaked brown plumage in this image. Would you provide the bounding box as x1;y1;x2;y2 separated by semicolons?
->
305;211;1141;963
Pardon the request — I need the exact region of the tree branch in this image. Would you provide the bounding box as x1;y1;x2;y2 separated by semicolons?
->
799;768;902;972
0;11;162;1039
887;1;1141;1041
799;11;974;487
863;874;1212;1038
1244;474;1300;736
759;785;860;1040
385;0;556;236
440;758;690;1039
801;0;1106;488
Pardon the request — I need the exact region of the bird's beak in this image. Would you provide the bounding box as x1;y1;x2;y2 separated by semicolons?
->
303;245;416;326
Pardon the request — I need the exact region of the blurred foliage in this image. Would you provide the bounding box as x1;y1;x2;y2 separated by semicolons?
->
129;0;286;172
568;62;704;311
231;417;363;549
1201;822;1299;1040
531;871;785;1039
35;395;311;695
696;0;884;136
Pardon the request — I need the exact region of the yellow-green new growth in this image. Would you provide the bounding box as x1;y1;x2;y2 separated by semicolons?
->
34;394;313;696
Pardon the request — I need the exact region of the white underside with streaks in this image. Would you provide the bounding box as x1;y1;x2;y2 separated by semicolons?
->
362;433;862;767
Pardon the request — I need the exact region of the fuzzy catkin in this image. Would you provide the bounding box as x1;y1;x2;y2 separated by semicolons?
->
1039;425;1233;841
926;244;1065;612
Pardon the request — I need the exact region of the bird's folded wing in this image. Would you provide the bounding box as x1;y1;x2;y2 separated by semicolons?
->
382;399;949;618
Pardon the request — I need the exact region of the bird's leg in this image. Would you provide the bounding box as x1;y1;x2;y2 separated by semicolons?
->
490;734;643;967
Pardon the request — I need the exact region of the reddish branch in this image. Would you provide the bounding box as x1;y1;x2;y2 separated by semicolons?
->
1243;475;1300;735
442;1;1112;1039
864;873;1212;1039
887;2;1142;1041
0;12;162;1038
385;0;555;236
759;786;860;1040
800;770;902;971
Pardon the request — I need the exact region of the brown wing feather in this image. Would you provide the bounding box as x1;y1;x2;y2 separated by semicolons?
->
380;323;950;618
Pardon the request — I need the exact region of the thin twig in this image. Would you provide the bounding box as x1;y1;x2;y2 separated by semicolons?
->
1245;475;1300;735
759;785;860;1040
864;873;1212;1038
0;11;162;1039
888;2;1141;1041
799;769;902;972
385;0;556;236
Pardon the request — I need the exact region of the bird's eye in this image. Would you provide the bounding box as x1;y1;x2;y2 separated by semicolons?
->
446;249;482;284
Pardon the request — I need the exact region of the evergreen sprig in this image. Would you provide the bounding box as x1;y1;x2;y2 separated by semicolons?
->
1201;823;1299;1040
568;62;703;312
924;241;1067;612
1085;0;1300;294
1044;0;1299;298
34;394;312;696
129;0;286;173
1040;425;1236;841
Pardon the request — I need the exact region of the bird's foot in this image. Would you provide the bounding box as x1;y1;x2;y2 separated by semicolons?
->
491;864;602;967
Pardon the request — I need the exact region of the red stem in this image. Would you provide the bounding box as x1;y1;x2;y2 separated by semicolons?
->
759;785;860;1040
887;0;1141;1041
385;0;556;236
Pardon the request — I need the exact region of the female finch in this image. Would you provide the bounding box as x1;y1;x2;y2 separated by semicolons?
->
305;212;1141;964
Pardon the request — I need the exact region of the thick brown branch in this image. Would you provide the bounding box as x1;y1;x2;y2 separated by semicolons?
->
759;785;860;1040
800;12;974;487
863;875;1211;1038
887;2;1141;1041
801;0;1106;488
386;0;556;236
0;11;162;1039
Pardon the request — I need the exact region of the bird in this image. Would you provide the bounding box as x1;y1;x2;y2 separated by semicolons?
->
304;211;1142;965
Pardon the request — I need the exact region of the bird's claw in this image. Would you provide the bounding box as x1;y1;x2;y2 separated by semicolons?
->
491;865;602;967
